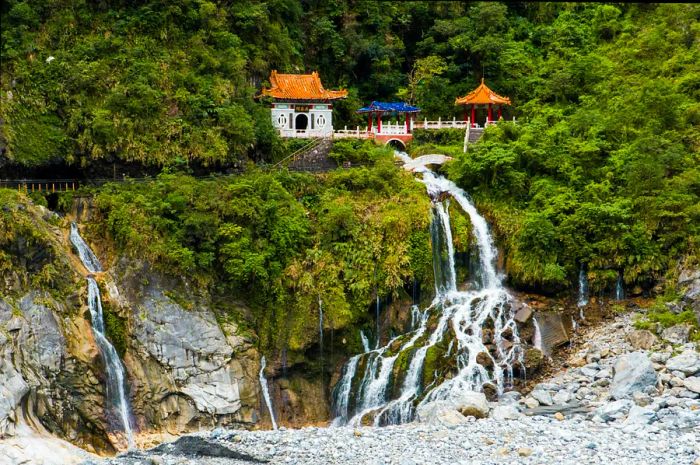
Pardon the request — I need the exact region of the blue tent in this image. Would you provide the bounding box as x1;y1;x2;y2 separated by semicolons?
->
357;101;421;113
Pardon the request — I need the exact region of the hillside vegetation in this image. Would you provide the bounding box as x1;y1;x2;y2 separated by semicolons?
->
1;2;698;303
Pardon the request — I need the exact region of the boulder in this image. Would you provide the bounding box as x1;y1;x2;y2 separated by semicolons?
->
514;305;533;324
623;405;656;426
491;404;522;420
416;391;490;423
626;330;657;350
665;350;700;375
455;391;490;418
661;325;691;344
610;352;657;400
415;401;469;427
595;399;633;422
553;390;573;405
683;377;700;394
531;388;554;406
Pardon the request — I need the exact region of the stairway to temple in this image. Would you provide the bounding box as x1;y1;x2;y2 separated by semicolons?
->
287;139;336;172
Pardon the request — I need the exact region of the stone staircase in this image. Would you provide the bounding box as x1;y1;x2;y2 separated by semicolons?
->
287;139;336;172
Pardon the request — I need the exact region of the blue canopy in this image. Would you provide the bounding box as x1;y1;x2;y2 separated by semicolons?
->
357;101;421;113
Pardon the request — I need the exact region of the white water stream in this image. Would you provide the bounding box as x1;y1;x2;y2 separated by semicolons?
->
331;153;523;426
259;356;278;430
69;223;135;449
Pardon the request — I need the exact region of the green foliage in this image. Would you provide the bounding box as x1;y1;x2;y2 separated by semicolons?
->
440;3;700;291
102;303;128;357
92;163;430;352
633;299;699;341
0;190;72;295
327;139;392;166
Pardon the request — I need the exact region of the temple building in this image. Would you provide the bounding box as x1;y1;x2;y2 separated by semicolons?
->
455;78;511;127
260;71;348;138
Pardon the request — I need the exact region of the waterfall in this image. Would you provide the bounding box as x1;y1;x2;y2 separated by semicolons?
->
615;273;624;300
331;153;522;426
375;294;381;349
532;316;544;352
577;266;589;307
318;296;324;354
69;223;135;449
70;223;103;272
331;355;361;426
360;330;371;353
258;356;278;430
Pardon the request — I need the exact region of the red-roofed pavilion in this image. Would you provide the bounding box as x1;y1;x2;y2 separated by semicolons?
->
455;79;511;127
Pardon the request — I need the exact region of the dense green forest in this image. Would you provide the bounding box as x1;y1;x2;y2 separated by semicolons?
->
1;2;699;336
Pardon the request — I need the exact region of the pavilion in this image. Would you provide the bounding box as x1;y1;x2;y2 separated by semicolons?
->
455;79;511;127
260;71;348;138
356;101;421;135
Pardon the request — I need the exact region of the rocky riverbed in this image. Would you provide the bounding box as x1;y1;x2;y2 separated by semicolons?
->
81;313;700;465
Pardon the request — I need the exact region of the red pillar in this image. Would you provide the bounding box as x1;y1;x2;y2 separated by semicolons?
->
488;103;493;123
377;112;382;133
498;106;502;120
368;113;373;132
405;113;410;133
463;107;468;122
471;105;476;127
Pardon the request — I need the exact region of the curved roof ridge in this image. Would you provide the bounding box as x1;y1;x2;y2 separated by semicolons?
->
455;78;511;106
260;70;348;100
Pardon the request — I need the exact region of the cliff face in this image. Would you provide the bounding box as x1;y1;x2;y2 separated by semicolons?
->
0;195;264;453
103;257;261;441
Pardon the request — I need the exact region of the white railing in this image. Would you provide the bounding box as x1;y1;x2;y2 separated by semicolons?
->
333;127;372;139
278;117;516;139
279;128;333;138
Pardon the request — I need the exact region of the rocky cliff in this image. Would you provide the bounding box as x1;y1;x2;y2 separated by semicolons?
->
0;194;264;454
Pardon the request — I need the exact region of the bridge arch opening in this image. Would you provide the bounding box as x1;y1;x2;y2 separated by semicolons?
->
386;139;406;150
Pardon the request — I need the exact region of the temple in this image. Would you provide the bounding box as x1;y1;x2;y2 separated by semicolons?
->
261;71;348;138
455;78;511;127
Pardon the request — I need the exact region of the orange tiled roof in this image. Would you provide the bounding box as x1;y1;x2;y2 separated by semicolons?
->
455;78;511;106
260;71;348;100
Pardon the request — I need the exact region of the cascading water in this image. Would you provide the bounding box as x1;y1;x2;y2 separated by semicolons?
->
258;356;278;430
577;266;589;320
375;294;381;349
360;330;371;353
615;273;624;300
318;296;324;354
532;316;544;352
69;223;135;449
331;154;523;426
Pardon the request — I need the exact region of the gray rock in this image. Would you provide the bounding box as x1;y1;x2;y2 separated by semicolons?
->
595;399;633;421
661;325;691;344
665;350;700;375
491;404;522;420
632;392;653;407
531;389;554;406
499;391;521;403
514;305;533;323
624;405;657;425
553;390;573;405
453;391;490;418
0;354;29;436
611;352;657;400
651;352;671;363
626;330;657;350
683;376;700;393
